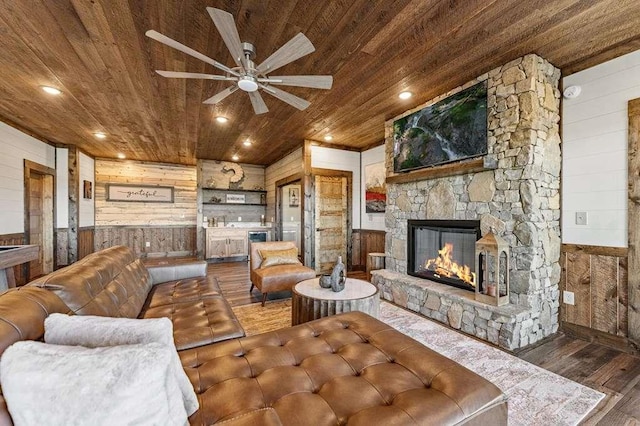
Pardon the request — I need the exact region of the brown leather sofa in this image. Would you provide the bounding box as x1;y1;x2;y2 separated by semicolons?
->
0;246;508;425
249;241;316;306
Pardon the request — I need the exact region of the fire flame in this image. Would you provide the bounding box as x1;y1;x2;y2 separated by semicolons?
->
425;243;476;287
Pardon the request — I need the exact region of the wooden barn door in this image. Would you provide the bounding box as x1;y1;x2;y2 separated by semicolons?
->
314;173;349;274
24;160;55;280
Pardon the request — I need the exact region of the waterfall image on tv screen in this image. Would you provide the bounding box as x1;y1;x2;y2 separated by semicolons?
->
393;81;488;173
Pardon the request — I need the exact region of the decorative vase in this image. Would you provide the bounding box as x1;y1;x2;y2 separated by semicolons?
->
319;274;332;288
330;256;346;292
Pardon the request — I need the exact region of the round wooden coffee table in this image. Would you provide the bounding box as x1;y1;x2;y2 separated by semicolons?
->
291;278;380;325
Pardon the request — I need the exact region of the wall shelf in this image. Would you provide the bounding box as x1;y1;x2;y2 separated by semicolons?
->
202;188;266;193
203;202;266;206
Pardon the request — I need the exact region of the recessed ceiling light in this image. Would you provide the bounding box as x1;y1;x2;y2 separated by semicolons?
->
117;153;126;159
243;139;252;147
231;154;239;161
41;86;61;95
94;132;107;139
215;116;229;123
399;91;413;100
324;135;333;141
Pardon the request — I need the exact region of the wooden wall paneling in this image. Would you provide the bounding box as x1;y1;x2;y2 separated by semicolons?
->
94;159;197;227
94;226;196;258
590;256;619;335
559;250;567;323
564;251;591;328
78;228;94;260
265;148;303;225
618;257;628;337
628;97;640;347
351;230;362;270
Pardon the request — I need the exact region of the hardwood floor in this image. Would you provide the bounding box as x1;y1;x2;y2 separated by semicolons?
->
149;258;640;424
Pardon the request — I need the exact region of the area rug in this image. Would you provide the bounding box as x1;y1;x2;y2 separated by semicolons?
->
232;299;604;426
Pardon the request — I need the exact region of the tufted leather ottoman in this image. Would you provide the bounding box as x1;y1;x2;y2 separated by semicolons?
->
180;311;508;425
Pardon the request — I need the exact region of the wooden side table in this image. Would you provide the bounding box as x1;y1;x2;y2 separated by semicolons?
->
366;252;385;282
292;278;380;325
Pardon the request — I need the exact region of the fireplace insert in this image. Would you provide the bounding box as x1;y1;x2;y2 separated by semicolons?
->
407;220;481;291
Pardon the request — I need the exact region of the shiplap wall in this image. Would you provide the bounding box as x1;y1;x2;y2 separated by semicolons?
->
79;151;95;227
311;146;361;229
360;145;385;231
562;49;640;248
264;147;303;223
95;159;197;226
56;147;69;228
0;121;55;234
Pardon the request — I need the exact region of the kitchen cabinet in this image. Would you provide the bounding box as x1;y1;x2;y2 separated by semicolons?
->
205;228;248;259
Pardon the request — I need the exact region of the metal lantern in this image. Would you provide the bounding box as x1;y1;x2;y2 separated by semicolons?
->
475;231;510;306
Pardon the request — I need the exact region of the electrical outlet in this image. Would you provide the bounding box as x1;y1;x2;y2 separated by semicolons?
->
575;211;588;225
145;241;150;248
238;216;242;222
563;290;575;305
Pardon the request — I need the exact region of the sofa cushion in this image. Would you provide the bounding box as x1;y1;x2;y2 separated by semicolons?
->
145;276;224;309
141;294;244;351
27;246;151;318
1;341;187;426
179;311;507;425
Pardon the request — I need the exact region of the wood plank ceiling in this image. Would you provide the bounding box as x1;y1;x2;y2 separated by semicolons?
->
0;0;639;166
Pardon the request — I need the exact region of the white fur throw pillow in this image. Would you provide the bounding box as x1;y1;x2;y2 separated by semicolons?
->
0;341;187;426
44;314;198;417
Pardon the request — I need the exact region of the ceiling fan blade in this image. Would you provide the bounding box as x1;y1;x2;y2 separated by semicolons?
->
155;70;237;81
248;91;269;114
259;84;310;110
206;7;246;70
256;33;315;75
202;86;239;104
146;30;240;77
261;75;333;89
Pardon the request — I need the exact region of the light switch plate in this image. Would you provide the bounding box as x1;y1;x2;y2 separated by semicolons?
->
563;291;575;305
145;241;151;248
575;212;588;225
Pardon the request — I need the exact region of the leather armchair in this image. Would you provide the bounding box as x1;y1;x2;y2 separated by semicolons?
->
249;241;316;306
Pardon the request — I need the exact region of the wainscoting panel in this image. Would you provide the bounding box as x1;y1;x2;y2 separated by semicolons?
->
0;233;27;285
351;229;385;271
79;227;94;260
94;226;197;258
560;244;628;339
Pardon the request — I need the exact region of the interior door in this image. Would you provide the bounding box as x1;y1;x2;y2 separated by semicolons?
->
28;173;43;279
314;175;347;274
25;162;54;280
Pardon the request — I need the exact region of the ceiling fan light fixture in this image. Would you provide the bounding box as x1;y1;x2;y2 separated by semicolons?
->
41;86;61;95
399;91;412;100
237;76;259;92
94;132;107;139
231;154;239;161
215;116;229;123
243;139;252;147
324;135;333;141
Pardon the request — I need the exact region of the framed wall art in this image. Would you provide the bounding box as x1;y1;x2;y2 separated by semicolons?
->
106;184;174;203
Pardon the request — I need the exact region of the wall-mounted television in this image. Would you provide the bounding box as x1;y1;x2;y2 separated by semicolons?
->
393;81;488;173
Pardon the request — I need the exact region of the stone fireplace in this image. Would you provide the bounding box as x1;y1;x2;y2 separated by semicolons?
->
371;54;561;350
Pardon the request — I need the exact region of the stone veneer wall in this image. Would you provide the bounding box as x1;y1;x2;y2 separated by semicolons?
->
374;54;561;350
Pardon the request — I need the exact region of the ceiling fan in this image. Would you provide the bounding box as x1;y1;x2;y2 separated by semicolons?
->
146;7;333;115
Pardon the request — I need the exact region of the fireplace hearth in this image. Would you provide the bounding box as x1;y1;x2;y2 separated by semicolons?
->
407;220;481;292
